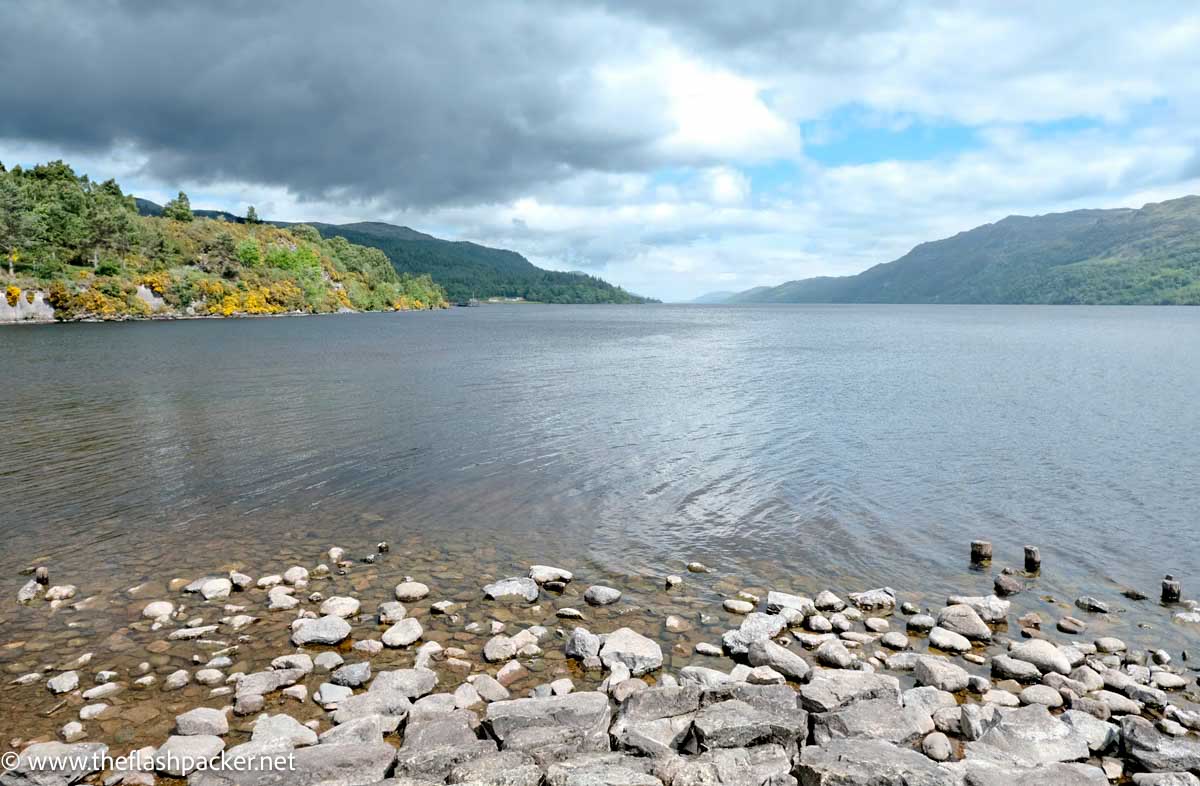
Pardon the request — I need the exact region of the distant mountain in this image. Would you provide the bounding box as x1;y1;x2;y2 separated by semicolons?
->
136;200;655;304
723;196;1200;305
690;291;737;304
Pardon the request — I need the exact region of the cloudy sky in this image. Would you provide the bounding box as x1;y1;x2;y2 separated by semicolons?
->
3;1;1200;301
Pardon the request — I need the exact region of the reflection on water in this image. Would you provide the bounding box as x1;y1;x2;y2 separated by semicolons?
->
2;304;1199;748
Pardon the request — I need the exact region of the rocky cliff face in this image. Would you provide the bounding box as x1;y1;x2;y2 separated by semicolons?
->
0;289;55;323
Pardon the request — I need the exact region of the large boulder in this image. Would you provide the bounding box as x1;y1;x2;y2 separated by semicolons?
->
486;692;613;753
797;738;959;785
800;670;901;713
812;698;934;746
1009;639;1071;675
610;685;702;757
966;704;1089;767
1121;715;1200;773
690;699;808;752
330;689;412;731
653;745;795;786
747;639;811;683
191;741;397;786
950;759;1108;786
599;628;663;676
848;588;896;611
393;712;497;782
721;613;787;656
914;656;970;693
544;754;662;786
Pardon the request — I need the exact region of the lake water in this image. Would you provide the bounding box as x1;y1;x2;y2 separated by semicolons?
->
3;305;1198;596
2;304;1199;747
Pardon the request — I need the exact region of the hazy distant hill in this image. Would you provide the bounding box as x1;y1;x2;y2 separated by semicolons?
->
690;291;737;304
723;196;1200;305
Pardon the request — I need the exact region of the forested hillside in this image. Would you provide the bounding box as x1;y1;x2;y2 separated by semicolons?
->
302;221;655;304
1;161;446;321
724;196;1200;305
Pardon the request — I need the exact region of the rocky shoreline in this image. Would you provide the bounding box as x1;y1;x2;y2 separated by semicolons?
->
4;543;1200;785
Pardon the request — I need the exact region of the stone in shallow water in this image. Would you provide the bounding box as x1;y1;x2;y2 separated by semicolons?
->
47;671;79;694
290;615;351;646
175;707;228;736
382;618;423;648
331;661;371;688
1009;639;1071;675
394;581;430;602
946;594;1010;624
251;713;318;747
155;734;225;777
484;577;539;602
319;596;360;618
372;668;438;699
584;585;622;606
529;565;573;584
928;626;972;654
936;604;992;641
848;587;896;610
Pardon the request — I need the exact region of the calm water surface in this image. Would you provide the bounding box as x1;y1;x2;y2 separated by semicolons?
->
2;303;1200;749
2;304;1198;596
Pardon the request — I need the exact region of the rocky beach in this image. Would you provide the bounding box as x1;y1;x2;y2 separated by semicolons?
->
3;539;1200;786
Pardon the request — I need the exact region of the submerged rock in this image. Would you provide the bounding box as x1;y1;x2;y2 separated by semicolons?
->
484;577;539;602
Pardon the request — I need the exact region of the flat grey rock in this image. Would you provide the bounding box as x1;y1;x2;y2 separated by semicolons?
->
797;738;959;785
800;670;901;713
190;741;395;786
486;692;612;753
812;697;933;746
0;741;108;786
966;704;1089;767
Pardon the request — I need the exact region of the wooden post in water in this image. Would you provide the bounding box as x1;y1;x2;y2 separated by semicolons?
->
34;566;48;586
1024;545;1041;573
1162;574;1182;604
970;540;992;566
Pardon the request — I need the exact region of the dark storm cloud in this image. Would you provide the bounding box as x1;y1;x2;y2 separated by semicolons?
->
0;0;674;206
